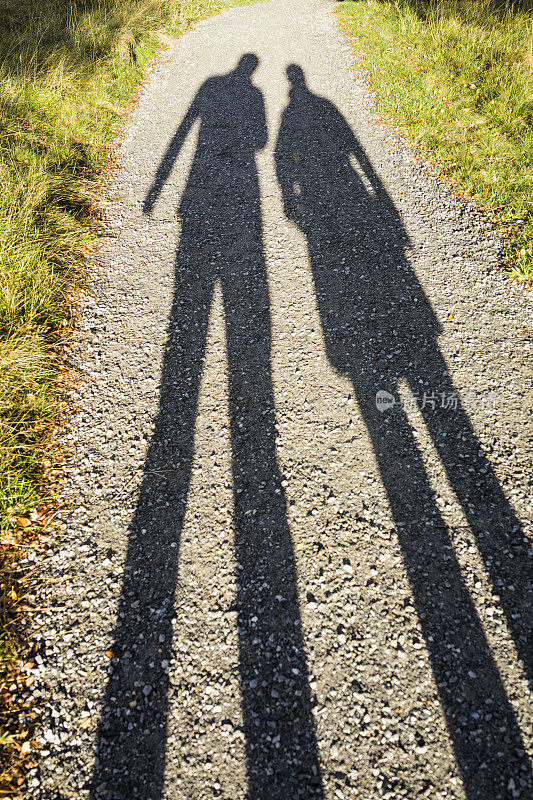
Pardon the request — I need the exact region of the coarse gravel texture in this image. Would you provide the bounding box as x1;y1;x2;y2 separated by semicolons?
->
25;1;532;799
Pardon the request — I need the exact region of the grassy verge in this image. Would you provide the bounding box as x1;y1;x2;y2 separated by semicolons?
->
0;0;253;790
336;0;533;284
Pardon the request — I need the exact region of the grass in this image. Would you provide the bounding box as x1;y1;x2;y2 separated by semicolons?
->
336;0;533;284
0;0;255;791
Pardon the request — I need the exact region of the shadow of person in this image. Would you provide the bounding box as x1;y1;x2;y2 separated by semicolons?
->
275;64;532;799
91;55;324;800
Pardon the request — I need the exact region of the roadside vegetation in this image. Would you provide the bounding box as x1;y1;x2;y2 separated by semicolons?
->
337;0;533;284
0;0;249;790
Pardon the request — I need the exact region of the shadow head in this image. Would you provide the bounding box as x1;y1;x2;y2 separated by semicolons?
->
235;53;260;77
286;63;306;89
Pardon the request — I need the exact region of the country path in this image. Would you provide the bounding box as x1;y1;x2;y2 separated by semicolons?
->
28;0;532;799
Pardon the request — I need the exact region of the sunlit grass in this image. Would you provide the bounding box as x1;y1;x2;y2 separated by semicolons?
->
337;0;533;284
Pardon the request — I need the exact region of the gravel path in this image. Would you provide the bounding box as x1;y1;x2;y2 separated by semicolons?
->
26;1;532;798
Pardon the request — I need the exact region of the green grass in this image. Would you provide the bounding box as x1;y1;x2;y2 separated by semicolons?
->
336;0;533;284
0;0;255;787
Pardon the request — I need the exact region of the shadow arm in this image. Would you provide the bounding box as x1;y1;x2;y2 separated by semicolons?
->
274;117;301;224
349;135;385;196
256;93;268;151
143;99;200;213
348;126;410;243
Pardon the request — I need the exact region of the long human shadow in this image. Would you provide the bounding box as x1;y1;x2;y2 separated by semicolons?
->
91;55;324;800
275;64;532;799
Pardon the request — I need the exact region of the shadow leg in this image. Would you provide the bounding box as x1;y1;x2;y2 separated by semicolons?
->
223;263;324;799
355;377;532;799
412;353;532;687
91;248;214;800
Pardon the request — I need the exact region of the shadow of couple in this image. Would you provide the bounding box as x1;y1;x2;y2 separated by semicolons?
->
91;54;532;800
